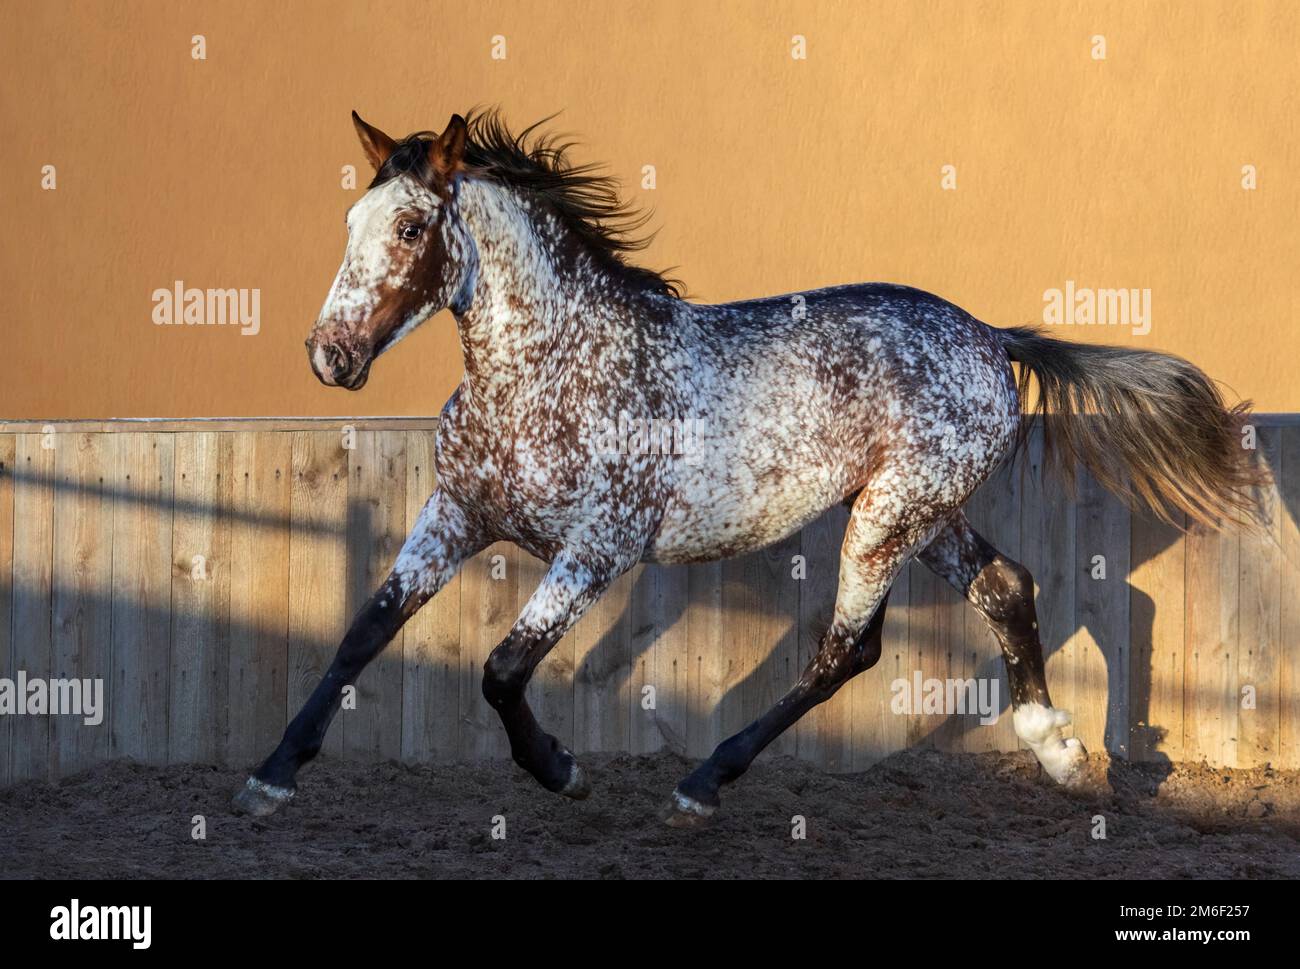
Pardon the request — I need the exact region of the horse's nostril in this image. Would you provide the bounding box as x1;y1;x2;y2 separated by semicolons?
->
325;344;347;375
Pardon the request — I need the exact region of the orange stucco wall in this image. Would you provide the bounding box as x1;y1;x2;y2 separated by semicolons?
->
2;0;1295;417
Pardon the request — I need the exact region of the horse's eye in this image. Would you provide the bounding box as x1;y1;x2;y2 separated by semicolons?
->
399;222;423;242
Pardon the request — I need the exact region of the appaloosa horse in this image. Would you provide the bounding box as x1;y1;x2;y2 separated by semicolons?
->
233;109;1262;824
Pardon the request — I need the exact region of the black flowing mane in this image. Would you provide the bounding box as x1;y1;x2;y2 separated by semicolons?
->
373;107;683;297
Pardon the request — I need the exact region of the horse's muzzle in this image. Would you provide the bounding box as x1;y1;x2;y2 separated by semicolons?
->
307;338;370;390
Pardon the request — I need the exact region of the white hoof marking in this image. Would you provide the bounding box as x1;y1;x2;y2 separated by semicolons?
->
669;789;716;819
1012;703;1089;787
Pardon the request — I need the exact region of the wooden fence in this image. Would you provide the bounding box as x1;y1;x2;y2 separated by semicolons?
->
0;416;1297;786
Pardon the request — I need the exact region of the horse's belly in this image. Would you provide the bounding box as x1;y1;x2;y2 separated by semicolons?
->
645;462;844;564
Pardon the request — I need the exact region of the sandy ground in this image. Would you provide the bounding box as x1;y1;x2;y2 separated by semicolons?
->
2;748;1297;879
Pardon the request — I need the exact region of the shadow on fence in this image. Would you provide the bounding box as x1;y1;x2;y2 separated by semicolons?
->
1;420;1298;787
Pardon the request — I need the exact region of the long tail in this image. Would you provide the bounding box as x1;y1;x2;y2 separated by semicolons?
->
997;325;1267;529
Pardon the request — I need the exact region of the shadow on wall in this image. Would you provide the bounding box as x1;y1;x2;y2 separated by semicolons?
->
0;423;1296;787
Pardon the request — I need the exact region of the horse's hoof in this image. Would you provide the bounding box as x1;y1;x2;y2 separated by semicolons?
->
1014;703;1090;789
1051;736;1091;790
559;760;591;800
660;788;717;828
232;777;295;817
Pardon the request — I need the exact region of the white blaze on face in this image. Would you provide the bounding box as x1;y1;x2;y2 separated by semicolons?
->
318;175;439;327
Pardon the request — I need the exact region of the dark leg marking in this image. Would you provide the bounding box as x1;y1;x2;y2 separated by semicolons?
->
482;627;589;796
233;488;481;816
481;549;624;798
919;512;1088;787
237;575;420;806
918;514;1050;707
669;592;890;821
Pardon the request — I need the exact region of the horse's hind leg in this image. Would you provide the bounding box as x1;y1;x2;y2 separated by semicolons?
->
918;512;1088;787
664;489;939;826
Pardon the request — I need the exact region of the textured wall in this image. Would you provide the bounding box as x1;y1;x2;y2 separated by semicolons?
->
2;0;1296;418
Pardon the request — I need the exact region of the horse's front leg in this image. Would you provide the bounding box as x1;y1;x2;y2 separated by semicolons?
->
232;488;486;816
483;549;623;798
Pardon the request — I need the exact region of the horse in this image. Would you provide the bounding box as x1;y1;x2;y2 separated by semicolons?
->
232;109;1263;825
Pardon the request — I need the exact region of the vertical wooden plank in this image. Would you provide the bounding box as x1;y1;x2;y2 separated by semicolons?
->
0;434;15;786
110;433;174;766
1128;508;1186;764
752;533;802;759
1073;466;1131;757
714;548;788;761
852;556;912;771
799;505;847;768
1184;514;1240;767
1020;424;1077;750
962;460;1021;753
907;540;965;751
401;429;461;763
227;431;291;767
343;429;406;762
686;560;724;759
458;542;518;761
1280;426;1300;769
573;566;633;755
714;558;755;752
629;561;690;756
9;434;55;781
523;549;576;754
50;433;115;778
286;431;348;760
169;432;233;765
1236;425;1281;767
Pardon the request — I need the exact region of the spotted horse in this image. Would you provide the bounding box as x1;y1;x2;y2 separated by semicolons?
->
233;110;1263;824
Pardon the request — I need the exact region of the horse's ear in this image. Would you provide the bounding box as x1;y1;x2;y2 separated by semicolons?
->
429;114;469;179
352;110;397;171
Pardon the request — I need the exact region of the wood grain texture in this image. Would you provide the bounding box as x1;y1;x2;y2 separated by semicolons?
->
400;429;460;763
343;430;407;761
110;433;174;765
1128;508;1186;764
1236;426;1281;767
0;435;15;786
287;431;348;760
9;435;55;781
1073;468;1131;757
51;433;115;775
458;542;518;762
799;505;848;768
227;432;290;767
2;420;1299;785
685;560;725;760
1020;426;1078;752
629;561;690;756
1184;517;1241;767
168;432;233;765
1280;427;1300;768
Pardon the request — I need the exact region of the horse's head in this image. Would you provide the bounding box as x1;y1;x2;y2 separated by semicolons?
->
307;112;474;390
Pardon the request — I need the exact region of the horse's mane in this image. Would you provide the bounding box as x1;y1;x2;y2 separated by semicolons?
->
372;107;683;298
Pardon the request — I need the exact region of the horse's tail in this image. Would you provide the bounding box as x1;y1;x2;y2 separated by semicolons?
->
996;324;1267;530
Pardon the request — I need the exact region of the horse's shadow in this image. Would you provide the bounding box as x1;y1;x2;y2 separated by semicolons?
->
567;429;1293;785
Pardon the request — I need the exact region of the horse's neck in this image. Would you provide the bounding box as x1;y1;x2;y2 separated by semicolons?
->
452;179;640;409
